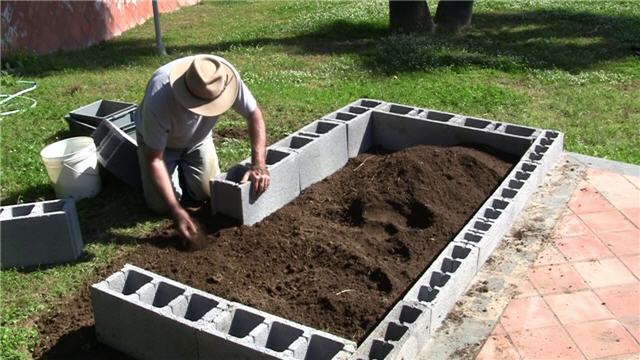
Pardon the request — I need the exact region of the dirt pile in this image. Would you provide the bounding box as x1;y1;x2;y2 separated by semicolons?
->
35;145;514;358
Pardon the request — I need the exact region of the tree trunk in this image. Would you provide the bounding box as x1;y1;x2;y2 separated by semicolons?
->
434;0;474;33
389;0;434;34
152;0;167;56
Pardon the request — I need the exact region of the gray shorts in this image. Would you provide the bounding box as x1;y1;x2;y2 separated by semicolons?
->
137;135;220;214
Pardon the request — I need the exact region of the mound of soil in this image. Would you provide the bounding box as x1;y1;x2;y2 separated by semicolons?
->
34;145;514;359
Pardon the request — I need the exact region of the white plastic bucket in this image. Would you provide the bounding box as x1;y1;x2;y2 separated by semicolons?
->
40;136;101;200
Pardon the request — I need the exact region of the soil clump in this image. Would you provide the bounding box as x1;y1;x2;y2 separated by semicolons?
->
34;145;513;359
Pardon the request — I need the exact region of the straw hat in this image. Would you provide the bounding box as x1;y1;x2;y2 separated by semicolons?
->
169;55;238;117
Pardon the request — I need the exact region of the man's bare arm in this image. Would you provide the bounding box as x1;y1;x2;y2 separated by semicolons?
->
242;106;270;196
144;145;197;243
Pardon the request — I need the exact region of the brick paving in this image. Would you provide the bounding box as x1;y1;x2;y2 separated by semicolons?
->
477;169;640;359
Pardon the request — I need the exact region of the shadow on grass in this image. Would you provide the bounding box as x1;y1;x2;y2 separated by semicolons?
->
6;8;639;78
2;172;158;243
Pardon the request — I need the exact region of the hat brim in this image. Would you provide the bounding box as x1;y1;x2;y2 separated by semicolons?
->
169;55;238;117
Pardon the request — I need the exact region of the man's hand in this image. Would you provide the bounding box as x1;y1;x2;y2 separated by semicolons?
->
172;207;199;247
241;165;270;198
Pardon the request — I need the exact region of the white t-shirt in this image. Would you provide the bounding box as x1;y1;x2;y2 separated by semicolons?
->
137;56;257;150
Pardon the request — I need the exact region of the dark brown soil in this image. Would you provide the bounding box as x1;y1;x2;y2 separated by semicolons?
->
34;145;514;359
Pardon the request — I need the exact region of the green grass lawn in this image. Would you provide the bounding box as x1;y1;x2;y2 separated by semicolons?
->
1;1;639;358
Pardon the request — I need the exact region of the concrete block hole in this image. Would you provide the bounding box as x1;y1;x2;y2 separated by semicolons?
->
464;232;482;243
368;339;394;359
429;272;450;288
483;208;502;220
330;112;356;121
535;145;549;154
42;201;65;213
266;149;290;166
181;293;218;321
528;153;543;161
521;163;537;173
501;188;518;199
114;270;153;295
545;130;559;139
451;245;472;260
222;164;250;183
399;305;422;324
305;334;345;360
306;121;340;134
418;286;439;303
346;106;368;114
386;104;414;115
440;258;462;273
540;137;554;146
356;99;382;108
491;199;509;210
227;309;265;339
504;124;535;137
282;136;314;150
473;220;492;232
144;282;185;308
265;321;304;352
508;179;525;190
462;117;491;129
384;322;408;342
11;204;35;217
424;110;454;122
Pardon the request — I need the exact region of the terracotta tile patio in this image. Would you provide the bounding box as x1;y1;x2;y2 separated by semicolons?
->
477;169;640;359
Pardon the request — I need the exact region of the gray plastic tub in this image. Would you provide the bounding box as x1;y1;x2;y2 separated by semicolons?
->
69;99;136;127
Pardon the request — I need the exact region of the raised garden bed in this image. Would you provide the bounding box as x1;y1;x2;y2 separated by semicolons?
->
34;100;563;359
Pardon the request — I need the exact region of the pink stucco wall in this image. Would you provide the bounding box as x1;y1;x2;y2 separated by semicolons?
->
1;0;199;56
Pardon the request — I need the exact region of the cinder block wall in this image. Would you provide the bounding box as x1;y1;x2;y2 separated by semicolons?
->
1;0;199;56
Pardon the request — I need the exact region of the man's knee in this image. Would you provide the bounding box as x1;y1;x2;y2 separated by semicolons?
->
183;140;220;201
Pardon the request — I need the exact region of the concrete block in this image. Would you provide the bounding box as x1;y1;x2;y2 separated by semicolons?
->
370;111;534;157
211;148;300;225
0;199;83;269
92;264;229;360
92;116;141;189
458;173;534;269
208;300;356;359
92;269;192;359
525;130;564;176
199;304;356;359
92;264;355;360
316;100;392;160
353;301;431;360
274;120;348;191
403;242;478;334
322;110;375;158
458;132;564;269
197;307;277;360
